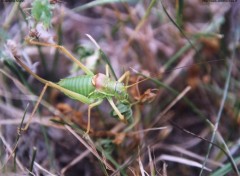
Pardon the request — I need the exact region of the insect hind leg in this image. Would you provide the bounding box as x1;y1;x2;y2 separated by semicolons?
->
19;83;49;134
25;38;94;76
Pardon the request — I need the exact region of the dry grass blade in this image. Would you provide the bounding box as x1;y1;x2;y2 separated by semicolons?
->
0;131;24;171
151;86;191;126
200;30;240;176
155;154;212;171
0;103;63;129
148;146;155;176
64;125;115;172
129;127;169;135
34;162;56;176
124;0;157;51
153;144;223;167
171;120;240;174
138;154;148;176
61;150;91;175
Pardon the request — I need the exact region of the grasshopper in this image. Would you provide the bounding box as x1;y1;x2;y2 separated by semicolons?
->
13;35;132;134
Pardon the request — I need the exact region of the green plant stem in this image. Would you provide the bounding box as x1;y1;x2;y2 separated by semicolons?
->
52;17;63;74
37;46;48;74
3;2;19;30
29;147;37;175
200;32;240;176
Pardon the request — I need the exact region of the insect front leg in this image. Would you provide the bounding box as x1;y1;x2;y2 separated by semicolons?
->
118;71;130;85
19;83;49;134
105;64;130;85
85;100;103;135
107;98;125;122
25;38;94;76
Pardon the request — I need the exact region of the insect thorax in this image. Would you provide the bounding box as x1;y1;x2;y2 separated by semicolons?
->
92;73;129;103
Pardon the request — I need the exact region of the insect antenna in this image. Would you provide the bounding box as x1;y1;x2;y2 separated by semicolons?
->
125;76;149;89
125;58;227;89
162;58;226;74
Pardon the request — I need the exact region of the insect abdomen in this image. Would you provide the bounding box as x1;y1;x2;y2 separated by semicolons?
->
58;75;95;97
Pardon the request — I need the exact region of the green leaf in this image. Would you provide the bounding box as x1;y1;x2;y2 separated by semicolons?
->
176;0;184;28
111;103;133;124
31;0;53;28
98;139;115;154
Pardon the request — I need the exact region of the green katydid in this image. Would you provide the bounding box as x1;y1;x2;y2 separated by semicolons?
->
12;35;225;135
13;35;133;134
